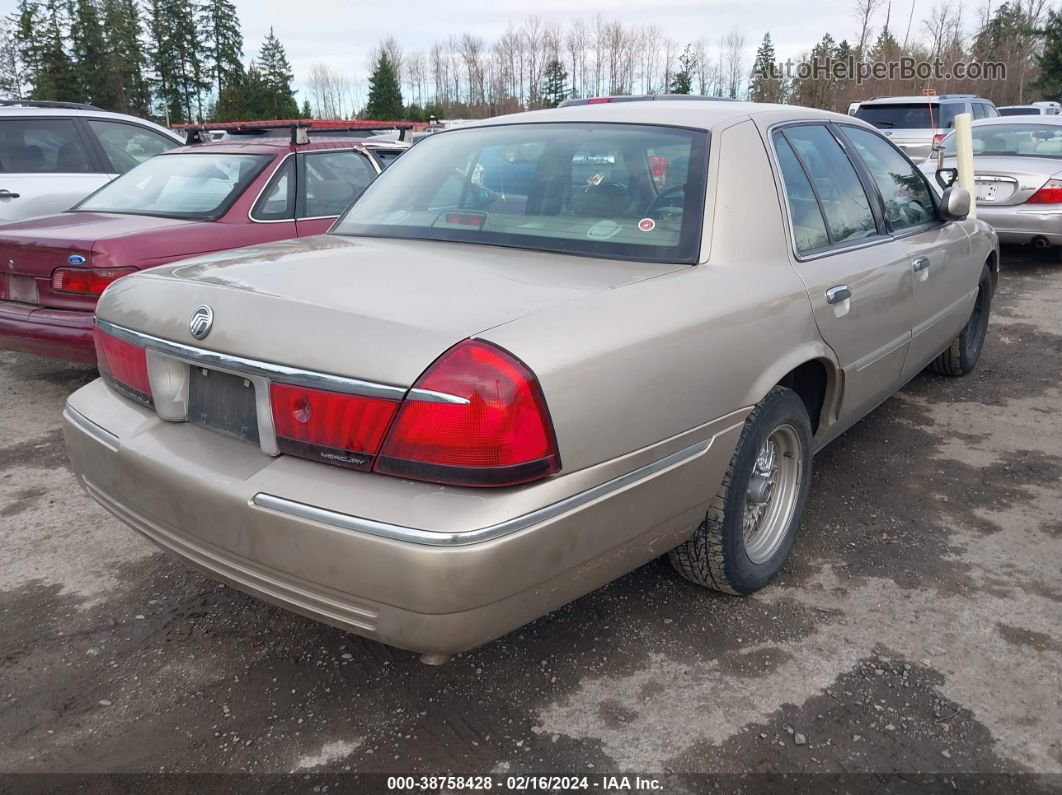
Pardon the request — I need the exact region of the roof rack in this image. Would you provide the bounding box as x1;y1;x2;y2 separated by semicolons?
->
177;118;416;145
0;99;103;111
559;94;738;107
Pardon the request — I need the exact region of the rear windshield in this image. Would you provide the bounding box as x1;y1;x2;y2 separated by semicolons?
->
855;102;961;130
941;123;1062;157
74;153;270;219
998;107;1039;117
332;122;709;264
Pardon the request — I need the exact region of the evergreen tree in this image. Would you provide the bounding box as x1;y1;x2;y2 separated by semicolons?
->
70;0;111;107
101;0;150;115
11;1;44;95
793;33;837;109
670;44;696;94
199;0;243;100
748;32;783;102
257;27;298;117
300;97;312;118
1033;9;1062;100
364;51;403;119
540;58;568;107
33;0;77;101
146;0;207;123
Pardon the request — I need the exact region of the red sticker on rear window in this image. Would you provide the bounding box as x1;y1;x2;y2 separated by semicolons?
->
638;217;656;232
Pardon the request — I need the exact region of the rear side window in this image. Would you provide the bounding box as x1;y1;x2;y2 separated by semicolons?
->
370;148;404;169
252;157;295;221
855;103;960;130
303;150;376;217
842;127;936;232
773;135;830;252
0;118;93;173
86;120;177;174
333;122;709;264
780;125;878;246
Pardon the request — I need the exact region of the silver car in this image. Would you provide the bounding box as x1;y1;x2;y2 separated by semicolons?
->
855;94;999;160
924;115;1062;253
63;100;998;660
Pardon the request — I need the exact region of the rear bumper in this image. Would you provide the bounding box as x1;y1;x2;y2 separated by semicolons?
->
0;301;96;364
63;379;743;655
978;205;1062;245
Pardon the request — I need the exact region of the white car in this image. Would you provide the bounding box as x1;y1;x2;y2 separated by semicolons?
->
0;101;182;222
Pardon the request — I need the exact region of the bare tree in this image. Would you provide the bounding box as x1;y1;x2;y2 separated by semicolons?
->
523;16;544;105
722;27;747;99
307;63;354;118
854;0;884;57
566;19;588;98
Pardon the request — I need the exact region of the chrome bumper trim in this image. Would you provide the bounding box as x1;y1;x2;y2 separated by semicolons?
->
63;405;119;451
94;318;409;401
252;435;718;547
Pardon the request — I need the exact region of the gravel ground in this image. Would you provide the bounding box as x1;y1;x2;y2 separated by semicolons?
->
0;246;1059;786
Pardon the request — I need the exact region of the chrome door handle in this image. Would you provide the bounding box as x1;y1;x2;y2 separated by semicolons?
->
912;257;930;272
0;189;20;199
826;285;851;304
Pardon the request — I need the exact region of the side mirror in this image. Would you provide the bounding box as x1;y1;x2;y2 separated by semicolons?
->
940;186;971;221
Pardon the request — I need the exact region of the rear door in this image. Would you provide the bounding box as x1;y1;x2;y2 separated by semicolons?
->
296;149;379;235
773;124;914;422
839;125;975;379
0;116;107;222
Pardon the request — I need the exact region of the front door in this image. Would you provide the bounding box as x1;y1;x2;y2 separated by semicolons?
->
839;125;976;379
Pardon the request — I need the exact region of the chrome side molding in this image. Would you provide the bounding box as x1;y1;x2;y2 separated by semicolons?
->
252;435;717;547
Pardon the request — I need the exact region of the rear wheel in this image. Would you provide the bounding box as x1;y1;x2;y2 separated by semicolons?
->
669;386;813;595
929;262;992;377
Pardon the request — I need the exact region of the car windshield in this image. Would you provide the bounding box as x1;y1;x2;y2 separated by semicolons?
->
370;148;405;168
74;152;270;219
332;122;709;264
998;107;1039;117
941;123;1062;157
855;103;960;130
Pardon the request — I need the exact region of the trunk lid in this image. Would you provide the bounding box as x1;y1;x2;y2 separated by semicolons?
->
0;212;208;309
97;234;687;387
935;155;1062;206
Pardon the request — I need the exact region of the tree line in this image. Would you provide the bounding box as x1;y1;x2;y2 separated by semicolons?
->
1;0;1061;126
0;0;306;124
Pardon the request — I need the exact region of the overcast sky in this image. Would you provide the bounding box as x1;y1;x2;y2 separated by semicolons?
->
228;0;921;96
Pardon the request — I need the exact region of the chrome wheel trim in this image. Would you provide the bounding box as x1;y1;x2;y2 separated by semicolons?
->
742;424;803;565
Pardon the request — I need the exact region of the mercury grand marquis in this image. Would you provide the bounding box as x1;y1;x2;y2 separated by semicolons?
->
62;99;998;661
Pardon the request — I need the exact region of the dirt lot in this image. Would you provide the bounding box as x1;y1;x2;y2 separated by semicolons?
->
1;247;1060;786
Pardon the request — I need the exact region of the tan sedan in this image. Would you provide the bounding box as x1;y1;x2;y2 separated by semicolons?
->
63;100;998;661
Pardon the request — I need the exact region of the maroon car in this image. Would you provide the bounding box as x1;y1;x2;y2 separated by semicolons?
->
0;134;404;364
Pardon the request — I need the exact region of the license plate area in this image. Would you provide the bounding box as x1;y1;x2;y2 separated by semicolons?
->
5;275;38;305
187;367;261;445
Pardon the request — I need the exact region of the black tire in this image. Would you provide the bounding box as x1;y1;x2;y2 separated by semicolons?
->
929;263;993;377
668;386;814;595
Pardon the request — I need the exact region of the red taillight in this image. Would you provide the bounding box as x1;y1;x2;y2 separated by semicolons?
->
587;97;612;104
374;340;560;487
1025;178;1062;204
932;133;947;148
52;266;136;295
269;383;399;470
93;324;152;406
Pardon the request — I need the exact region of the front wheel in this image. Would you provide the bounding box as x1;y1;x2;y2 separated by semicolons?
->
929;262;993;377
668;386;813;595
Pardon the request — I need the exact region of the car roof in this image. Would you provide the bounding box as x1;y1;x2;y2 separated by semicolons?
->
164;137;391;156
0;104;182;141
465;100;858;132
859;95;988;105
